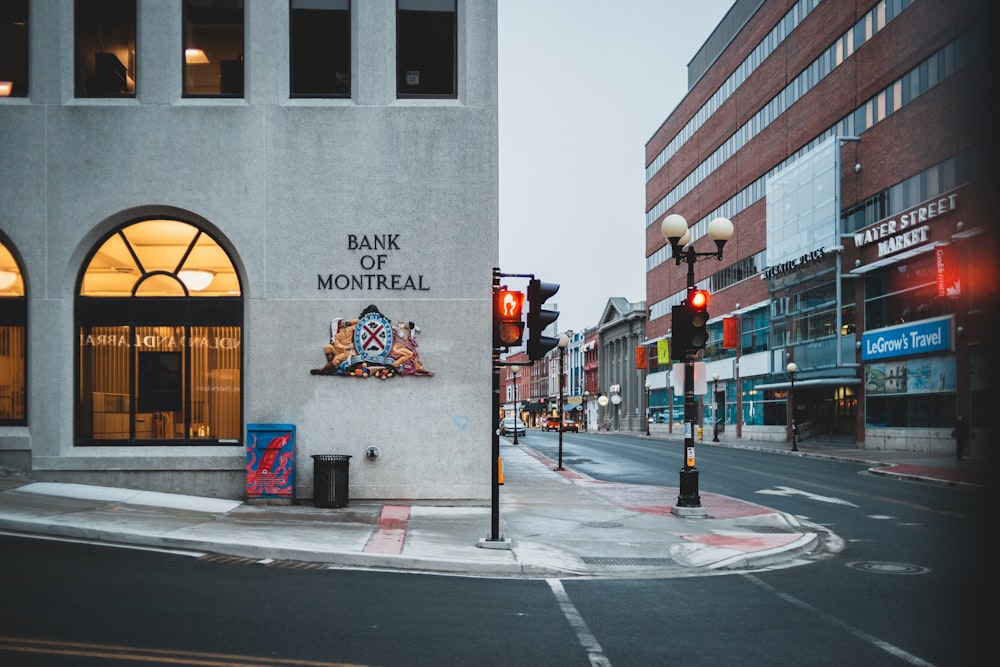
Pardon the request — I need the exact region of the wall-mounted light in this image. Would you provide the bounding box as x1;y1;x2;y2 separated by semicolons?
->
0;270;17;290
178;269;215;291
185;48;209;64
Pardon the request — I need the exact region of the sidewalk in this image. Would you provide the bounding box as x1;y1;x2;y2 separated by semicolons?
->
0;435;988;579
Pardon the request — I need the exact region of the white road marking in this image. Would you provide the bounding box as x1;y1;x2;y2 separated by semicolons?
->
547;578;612;667
756;485;859;507
745;574;936;666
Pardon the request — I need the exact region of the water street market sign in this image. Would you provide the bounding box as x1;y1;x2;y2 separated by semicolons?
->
852;193;957;259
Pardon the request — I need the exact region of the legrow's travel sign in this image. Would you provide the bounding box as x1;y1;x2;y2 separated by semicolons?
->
861;316;953;362
317;234;429;291
853;193;957;259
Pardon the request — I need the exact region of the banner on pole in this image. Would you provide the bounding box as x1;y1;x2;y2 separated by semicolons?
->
723;317;739;349
635;345;647;370
657;340;670;364
935;243;961;298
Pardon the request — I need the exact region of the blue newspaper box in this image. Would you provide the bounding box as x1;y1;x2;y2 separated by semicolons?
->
246;423;295;502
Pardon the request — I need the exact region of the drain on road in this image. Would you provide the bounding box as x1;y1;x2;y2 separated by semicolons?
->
582;557;675;566
847;561;929;575
581;521;624;528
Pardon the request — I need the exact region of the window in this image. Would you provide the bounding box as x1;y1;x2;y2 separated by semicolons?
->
0;240;26;426
0;1;28;97
184;0;244;97
76;220;243;445
397;0;456;98
290;0;350;97
75;0;136;97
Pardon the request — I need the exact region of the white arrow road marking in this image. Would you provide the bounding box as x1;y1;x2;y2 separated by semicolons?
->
756;486;859;507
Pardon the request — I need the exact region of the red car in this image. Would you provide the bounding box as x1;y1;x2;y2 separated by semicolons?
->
544;417;578;432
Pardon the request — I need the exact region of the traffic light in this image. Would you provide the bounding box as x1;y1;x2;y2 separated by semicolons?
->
495;288;525;347
688;288;710;352
671;304;692;361
527;278;560;360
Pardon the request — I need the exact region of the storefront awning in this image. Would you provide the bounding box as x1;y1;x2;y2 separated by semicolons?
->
753;378;862;391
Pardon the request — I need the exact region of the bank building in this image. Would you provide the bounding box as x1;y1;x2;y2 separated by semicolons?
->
0;1;499;500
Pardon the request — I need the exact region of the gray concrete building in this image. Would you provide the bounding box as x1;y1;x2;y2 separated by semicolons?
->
0;1;498;501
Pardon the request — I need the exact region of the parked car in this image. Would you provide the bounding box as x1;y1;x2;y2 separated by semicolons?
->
500;417;526;437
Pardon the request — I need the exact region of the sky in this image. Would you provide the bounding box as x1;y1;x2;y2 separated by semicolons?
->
498;0;734;334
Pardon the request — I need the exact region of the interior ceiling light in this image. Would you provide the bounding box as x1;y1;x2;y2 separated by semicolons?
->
0;82;12;97
0;270;17;290
178;269;215;291
185;48;209;64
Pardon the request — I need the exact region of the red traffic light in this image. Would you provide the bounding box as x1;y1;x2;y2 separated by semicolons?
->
689;289;710;310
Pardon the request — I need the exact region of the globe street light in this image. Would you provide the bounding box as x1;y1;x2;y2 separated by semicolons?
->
510;365;520;445
786;361;799;451
557;334;569;471
662;214;734;513
711;372;720;442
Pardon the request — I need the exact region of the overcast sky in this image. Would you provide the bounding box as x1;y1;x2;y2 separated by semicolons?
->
497;0;733;333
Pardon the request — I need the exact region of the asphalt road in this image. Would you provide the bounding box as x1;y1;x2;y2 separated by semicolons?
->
0;431;988;666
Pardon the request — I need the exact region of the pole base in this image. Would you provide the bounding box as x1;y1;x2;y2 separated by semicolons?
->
671;505;709;518
675;467;701;509
477;536;512;550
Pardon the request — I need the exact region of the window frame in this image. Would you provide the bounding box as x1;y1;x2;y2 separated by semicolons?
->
396;0;457;99
0;0;29;98
182;0;245;98
289;0;352;98
74;0;137;99
75;220;244;447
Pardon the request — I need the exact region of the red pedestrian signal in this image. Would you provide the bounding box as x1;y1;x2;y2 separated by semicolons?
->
496;289;525;347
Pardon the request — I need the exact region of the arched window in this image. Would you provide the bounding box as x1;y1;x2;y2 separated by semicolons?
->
0;239;26;426
76;219;242;445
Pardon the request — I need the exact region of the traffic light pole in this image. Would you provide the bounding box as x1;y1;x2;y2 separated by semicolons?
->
676;254;702;511
483;268;543;549
661;214;732;517
489;268;503;542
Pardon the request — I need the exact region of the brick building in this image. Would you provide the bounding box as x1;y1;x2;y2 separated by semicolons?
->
644;0;994;451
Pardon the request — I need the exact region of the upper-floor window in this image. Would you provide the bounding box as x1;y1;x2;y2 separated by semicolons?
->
75;0;136;98
0;1;28;98
184;0;244;97
397;0;456;98
290;0;351;97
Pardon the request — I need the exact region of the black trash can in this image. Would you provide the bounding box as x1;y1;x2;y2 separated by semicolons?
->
312;454;352;508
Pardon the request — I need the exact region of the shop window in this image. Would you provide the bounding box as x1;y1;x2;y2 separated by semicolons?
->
290;0;350;97
397;0;456;98
0;1;28;97
0;240;26;426
75;0;136;97
184;0;244;97
76;220;242;445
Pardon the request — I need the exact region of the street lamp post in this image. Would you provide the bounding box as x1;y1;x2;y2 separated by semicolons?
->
510;365;520;445
712;373;720;442
787;361;799;451
661;213;734;512
556;334;569;471
644;380;651;436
